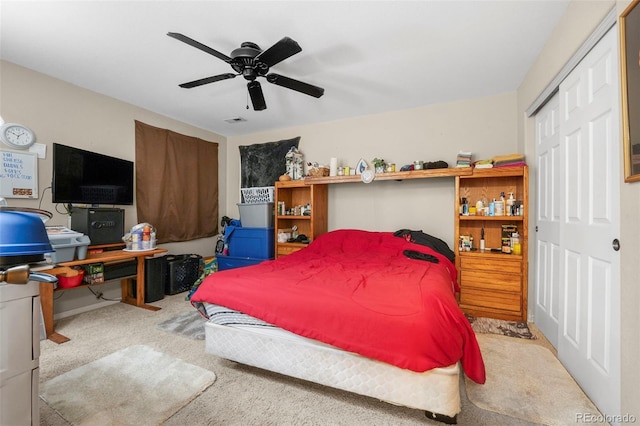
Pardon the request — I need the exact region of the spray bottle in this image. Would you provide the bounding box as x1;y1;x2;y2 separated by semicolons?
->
507;192;515;216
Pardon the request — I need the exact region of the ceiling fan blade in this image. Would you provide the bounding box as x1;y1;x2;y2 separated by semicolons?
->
167;32;232;63
255;37;302;67
247;81;267;111
179;73;237;88
266;73;325;98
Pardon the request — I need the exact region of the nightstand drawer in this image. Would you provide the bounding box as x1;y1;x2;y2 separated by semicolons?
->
460;256;521;274
276;244;304;257
459;287;521;312
460;270;521;292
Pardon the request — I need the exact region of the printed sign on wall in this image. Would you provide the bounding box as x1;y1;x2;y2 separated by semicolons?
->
0;149;38;198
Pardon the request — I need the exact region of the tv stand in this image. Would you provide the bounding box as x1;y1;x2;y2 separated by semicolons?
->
40;247;167;344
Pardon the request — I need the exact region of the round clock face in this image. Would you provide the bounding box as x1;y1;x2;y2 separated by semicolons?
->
1;123;36;150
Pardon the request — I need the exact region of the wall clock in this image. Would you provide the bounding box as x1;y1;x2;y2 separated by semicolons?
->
0;123;36;150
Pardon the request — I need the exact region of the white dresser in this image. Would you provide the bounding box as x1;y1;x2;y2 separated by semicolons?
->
0;280;40;425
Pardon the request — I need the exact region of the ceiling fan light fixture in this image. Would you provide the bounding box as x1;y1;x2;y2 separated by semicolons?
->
242;68;256;80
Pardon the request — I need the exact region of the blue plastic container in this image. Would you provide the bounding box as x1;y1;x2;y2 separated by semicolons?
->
0;211;53;257
227;227;274;259
217;255;267;271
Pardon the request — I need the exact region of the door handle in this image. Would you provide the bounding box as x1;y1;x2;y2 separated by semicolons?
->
612;238;620;251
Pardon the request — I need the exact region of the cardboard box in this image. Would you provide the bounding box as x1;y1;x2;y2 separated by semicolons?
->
83;263;104;284
501;225;518;253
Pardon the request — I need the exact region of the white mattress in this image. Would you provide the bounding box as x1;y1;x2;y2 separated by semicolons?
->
201;303;461;418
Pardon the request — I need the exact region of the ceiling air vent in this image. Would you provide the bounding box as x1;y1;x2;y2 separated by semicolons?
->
223;117;247;124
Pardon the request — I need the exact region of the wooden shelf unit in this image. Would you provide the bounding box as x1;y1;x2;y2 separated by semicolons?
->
274;181;328;258
454;166;529;321
304;167;472;185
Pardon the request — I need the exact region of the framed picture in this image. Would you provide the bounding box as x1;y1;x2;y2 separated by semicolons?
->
355;158;368;175
620;0;640;182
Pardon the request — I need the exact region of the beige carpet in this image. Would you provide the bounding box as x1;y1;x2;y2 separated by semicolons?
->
40;344;216;425
40;294;593;425
465;334;601;425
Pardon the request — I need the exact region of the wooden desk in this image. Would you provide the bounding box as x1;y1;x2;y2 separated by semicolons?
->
40;248;167;344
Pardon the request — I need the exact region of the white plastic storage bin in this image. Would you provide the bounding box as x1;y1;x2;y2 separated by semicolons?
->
237;202;274;228
45;227;91;263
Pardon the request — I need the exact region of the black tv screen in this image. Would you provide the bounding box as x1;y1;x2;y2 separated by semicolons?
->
52;143;134;205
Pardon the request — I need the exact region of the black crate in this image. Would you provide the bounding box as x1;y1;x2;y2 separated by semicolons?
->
164;254;202;295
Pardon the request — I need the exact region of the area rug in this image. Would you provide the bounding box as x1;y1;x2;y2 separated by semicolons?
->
465;314;536;339
157;310;206;340
465;334;601;425
40;345;216;425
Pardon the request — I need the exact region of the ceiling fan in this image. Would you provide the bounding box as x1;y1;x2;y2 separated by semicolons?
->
167;32;325;111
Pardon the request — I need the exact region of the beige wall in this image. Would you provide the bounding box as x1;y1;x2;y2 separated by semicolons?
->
0;60;226;316
1;60;519;316
517;0;639;418
227;92;518;247
3;0;638;414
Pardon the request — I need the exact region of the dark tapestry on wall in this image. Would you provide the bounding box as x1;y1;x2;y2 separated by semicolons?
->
239;137;300;188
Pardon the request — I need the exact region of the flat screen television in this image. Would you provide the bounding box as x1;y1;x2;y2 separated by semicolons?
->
52;143;134;205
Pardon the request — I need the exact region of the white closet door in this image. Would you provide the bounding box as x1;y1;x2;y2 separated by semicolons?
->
534;94;561;348
557;27;620;419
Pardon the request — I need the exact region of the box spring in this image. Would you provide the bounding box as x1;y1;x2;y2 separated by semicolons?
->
202;305;461;418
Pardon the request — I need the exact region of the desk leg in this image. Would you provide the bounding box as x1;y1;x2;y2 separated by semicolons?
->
120;255;161;312
39;282;70;344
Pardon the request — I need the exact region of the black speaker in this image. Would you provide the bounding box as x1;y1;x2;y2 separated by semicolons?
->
145;256;166;303
131;256;166;303
70;207;125;245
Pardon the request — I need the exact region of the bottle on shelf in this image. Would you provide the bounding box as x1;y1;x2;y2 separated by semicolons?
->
475;199;484;216
495;192;505;216
460;197;469;215
512;232;521;255
507;192;515;216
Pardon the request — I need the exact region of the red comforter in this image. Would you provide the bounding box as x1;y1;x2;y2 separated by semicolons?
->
191;229;485;384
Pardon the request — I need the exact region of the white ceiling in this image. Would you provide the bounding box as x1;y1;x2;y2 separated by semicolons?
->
0;1;570;137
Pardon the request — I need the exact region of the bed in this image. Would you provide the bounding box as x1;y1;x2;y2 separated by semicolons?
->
190;229;485;423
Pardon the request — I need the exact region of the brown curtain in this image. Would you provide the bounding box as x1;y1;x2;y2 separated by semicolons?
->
135;120;218;243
